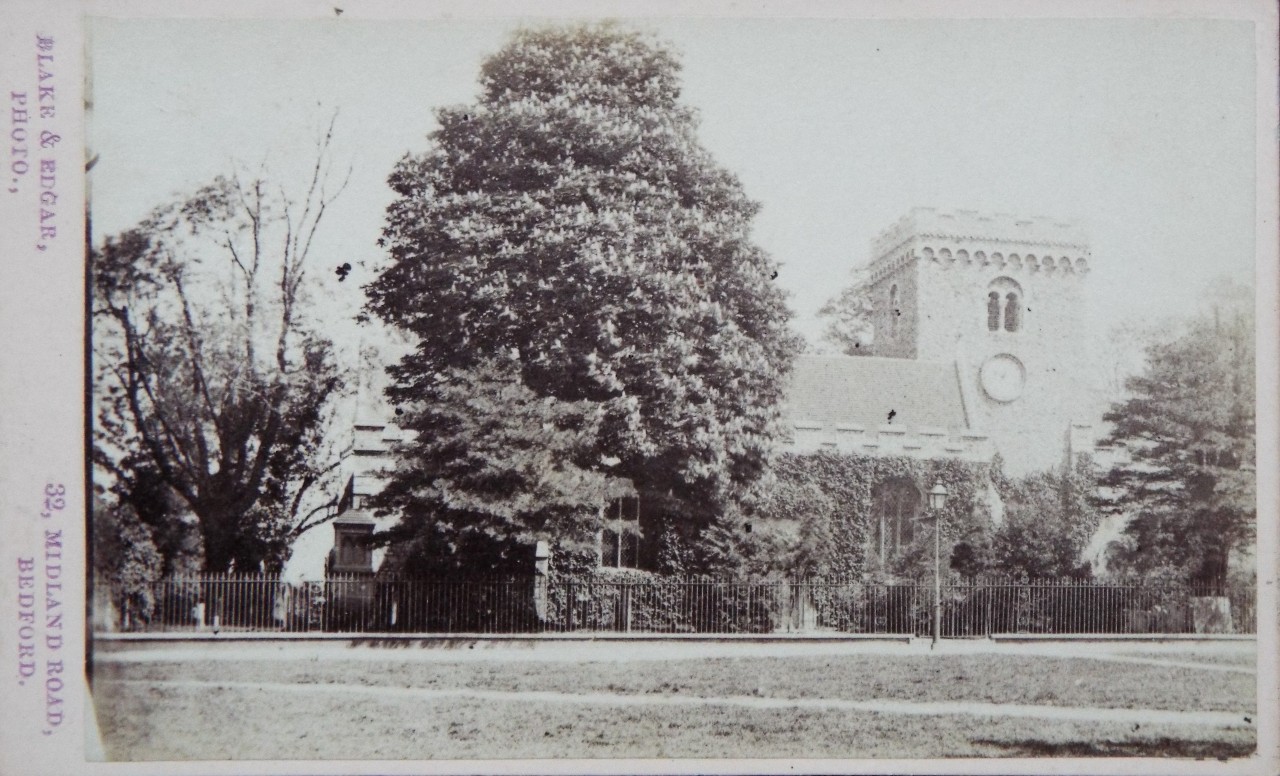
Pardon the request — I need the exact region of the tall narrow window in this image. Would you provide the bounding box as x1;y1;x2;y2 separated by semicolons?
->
986;277;1023;334
889;285;899;333
872;480;920;562
601;496;641;569
1004;293;1020;332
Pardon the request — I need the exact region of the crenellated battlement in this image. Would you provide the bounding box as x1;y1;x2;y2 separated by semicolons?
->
786;420;994;462
867;207;1090;285
872;207;1088;257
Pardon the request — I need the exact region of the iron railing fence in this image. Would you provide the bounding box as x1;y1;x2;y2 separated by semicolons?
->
933;577;1256;637
111;574;1257;637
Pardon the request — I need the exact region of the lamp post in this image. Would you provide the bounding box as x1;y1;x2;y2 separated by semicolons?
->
926;482;949;649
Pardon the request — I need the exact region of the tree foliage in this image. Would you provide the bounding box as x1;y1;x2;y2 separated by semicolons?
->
366;23;798;563
92;493;164;627
376;360;632;574
93;128;349;573
815;266;875;356
93;454;202;577
989;456;1100;579
1098;306;1255;584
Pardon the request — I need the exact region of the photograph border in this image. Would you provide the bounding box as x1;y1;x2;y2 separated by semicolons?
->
0;1;1275;774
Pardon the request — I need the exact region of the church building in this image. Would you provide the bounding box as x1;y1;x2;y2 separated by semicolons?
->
766;207;1107;575
784;207;1101;475
307;207;1108;579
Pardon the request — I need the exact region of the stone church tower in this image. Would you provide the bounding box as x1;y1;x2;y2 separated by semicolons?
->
862;207;1097;473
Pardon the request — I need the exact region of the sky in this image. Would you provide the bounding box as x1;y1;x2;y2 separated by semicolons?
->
88;14;1258;351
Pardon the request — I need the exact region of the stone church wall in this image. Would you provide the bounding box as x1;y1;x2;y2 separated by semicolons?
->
861;209;1103;474
864;245;920;359
917;244;1095;473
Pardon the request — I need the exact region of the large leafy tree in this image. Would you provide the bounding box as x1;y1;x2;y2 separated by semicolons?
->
93;131;349;573
1097;305;1255;584
366;24;798;563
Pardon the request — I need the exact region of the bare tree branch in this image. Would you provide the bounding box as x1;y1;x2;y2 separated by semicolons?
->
92;127;350;572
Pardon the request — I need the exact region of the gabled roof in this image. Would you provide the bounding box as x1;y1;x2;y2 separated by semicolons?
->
783;354;969;434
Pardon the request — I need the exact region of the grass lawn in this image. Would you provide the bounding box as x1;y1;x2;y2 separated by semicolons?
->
1108;649;1257;667
92;648;1257;761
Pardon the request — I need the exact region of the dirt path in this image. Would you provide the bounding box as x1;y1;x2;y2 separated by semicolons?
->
100;678;1256;729
94;637;1257;672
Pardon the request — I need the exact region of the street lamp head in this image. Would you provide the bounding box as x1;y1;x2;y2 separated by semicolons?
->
927;482;949;511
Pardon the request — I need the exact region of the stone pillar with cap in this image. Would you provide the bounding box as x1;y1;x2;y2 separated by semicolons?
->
533;540;551;621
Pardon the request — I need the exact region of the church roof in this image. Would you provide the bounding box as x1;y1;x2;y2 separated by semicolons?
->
784;354;969;434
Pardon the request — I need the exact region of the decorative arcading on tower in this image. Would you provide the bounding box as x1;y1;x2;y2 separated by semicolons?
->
868;207;1090;284
856;206;1098;474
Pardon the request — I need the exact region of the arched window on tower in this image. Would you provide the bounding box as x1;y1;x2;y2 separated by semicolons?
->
985;277;1023;334
1004;293;1020;332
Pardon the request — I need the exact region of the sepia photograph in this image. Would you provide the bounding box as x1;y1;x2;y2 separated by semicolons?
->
0;1;1276;773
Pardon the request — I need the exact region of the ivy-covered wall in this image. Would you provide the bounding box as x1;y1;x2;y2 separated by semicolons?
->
451;451;1001;582
751;451;998;579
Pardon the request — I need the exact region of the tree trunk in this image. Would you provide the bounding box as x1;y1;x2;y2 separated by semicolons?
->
198;508;239;574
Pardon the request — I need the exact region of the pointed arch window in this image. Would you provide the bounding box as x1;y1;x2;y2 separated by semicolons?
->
872;480;920;562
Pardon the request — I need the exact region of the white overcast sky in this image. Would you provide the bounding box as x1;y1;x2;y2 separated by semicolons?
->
88;14;1257;349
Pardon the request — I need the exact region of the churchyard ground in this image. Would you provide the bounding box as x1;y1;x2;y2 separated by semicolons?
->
91;639;1257;761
